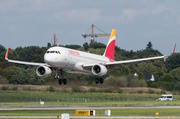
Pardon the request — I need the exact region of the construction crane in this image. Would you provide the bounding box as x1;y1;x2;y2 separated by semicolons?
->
82;24;110;43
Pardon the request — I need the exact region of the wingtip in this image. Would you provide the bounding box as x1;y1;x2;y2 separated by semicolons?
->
172;43;176;54
5;48;9;60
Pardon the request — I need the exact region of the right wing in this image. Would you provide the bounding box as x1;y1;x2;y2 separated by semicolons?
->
83;43;176;69
83;55;169;69
5;48;48;66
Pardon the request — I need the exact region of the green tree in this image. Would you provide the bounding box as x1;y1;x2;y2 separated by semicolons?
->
164;73;174;82
123;67;130;75
138;72;145;80
32;54;44;63
65;45;81;50
175;83;180;91
26;67;46;85
146;41;153;50
47;43;51;48
0;75;9;84
8;67;28;84
89;42;106;49
155;75;160;82
15;46;45;62
0;44;6;54
165;53;180;72
170;67;180;80
153;60;167;72
83;42;89;50
136;62;161;75
1;68;11;82
173;75;180;82
159;70;166;82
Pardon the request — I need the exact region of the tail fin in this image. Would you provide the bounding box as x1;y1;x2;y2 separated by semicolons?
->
103;29;116;60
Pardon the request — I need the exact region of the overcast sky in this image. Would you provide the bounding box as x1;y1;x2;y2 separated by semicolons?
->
1;0;180;55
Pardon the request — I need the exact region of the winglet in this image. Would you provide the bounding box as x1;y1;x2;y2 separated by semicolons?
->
172;43;176;54
5;48;9;60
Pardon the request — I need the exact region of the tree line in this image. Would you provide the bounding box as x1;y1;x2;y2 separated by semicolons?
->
0;42;180;91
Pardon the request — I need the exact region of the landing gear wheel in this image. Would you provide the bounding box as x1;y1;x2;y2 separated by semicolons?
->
95;78;99;84
100;78;103;84
63;79;67;85
58;79;62;85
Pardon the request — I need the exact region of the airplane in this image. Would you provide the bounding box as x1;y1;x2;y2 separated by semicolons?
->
5;29;175;85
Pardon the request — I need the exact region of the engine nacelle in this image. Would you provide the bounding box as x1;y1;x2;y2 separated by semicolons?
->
92;64;107;76
36;66;52;78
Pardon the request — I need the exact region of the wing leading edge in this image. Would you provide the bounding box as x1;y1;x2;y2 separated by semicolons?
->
5;48;48;66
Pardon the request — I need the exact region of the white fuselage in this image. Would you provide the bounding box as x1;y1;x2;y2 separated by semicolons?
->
44;47;110;75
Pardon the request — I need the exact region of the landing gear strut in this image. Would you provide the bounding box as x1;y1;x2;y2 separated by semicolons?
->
95;77;103;84
54;68;67;85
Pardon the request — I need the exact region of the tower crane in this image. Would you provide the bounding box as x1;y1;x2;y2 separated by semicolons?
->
82;24;110;43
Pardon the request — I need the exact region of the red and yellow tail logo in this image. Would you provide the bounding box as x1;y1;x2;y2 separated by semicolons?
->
103;29;116;61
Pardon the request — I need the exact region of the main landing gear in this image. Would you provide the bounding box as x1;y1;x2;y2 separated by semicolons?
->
95;77;103;84
54;69;67;85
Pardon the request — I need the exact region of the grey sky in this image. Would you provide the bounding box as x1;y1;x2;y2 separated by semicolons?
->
0;0;180;55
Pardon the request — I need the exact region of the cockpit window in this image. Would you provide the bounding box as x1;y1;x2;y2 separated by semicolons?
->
46;51;60;54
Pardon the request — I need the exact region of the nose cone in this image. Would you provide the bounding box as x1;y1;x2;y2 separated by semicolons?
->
44;54;52;64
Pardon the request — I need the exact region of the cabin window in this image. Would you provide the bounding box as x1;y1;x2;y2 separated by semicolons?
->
46;51;60;54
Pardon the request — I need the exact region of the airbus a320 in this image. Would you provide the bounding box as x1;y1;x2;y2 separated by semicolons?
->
5;29;175;85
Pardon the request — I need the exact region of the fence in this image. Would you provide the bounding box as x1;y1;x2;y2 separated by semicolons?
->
1;95;180;102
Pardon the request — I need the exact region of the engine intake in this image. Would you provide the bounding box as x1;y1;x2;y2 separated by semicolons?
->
92;64;107;76
36;66;52;78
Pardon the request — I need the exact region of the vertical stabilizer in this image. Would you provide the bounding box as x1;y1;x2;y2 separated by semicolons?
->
103;29;116;60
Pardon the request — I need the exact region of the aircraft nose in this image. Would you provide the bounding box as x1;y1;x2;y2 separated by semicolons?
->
44;54;51;64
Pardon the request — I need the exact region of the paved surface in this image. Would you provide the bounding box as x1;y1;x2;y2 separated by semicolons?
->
0;116;179;118
1;105;180;118
1;105;180;110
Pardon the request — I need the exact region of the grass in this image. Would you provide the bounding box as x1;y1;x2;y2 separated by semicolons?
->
1;100;180;107
0;108;180;116
1;91;180;106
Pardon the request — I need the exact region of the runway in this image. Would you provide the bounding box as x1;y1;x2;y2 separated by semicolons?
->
0;116;179;118
1;105;180;110
1;105;180;118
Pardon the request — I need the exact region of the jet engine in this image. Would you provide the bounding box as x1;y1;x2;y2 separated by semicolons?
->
92;64;107;76
36;66;52;78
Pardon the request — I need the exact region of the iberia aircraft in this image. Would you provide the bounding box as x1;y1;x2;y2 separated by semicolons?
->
5;29;175;85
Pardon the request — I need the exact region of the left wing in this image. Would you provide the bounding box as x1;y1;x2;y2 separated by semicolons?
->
5;48;48;66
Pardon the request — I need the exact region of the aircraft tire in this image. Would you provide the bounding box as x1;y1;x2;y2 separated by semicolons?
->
95;78;99;84
100;78;103;84
59;79;62;85
63;79;67;85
